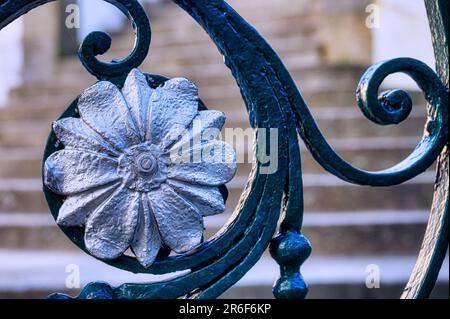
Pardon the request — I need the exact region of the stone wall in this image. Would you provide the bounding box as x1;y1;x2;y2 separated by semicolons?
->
22;2;59;83
316;0;373;66
0;18;23;107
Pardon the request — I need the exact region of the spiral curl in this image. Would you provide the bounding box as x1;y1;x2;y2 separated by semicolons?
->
77;1;151;81
295;58;448;186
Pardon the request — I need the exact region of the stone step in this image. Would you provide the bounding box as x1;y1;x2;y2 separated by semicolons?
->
221;256;449;299
55;42;318;86
234;151;436;192
0;96;74;122
53;38;320;87
224;282;449;299
26;72;426;115
0;124;51;148
0;88;427;126
2;277;448;299
0;148;44;178
0;171;435;213
2;87;345;122
12;64;365;101
225;172;435;213
0;249;447;299
206;210;432;255
0;210;432;255
142;62;367;93
0;136;429;178
56;7;323;81
194;77;427;110
89;30;321;71
0;107;426;149
226;108;426;139
46;0;322;86
8;81;356;114
69;0;321;58
147;0;320;35
2;87;427;126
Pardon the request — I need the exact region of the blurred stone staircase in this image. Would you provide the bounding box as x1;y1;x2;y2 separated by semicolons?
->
0;0;448;298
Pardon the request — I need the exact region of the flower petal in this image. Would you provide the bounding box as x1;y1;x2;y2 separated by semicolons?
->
122;69;153;141
168;140;237;186
148;184;203;253
166;179;225;216
56;182;121;227
78;81;141;151
168;110;226;155
53;118;119;157
85;187;139;260
131;194;162;268
44;150;120;196
148;78;199;147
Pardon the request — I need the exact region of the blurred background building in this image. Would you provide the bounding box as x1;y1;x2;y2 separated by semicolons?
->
0;0;448;298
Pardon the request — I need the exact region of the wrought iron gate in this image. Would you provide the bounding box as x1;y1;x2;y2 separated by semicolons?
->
0;0;448;299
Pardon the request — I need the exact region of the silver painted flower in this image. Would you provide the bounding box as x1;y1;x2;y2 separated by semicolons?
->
44;69;237;268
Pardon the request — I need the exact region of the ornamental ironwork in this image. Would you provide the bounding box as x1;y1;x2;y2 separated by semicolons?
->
0;0;448;299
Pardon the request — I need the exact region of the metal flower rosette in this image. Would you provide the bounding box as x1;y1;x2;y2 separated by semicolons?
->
44;69;237;268
1;0;448;299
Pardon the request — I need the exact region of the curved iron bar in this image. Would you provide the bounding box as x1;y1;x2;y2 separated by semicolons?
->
0;0;448;299
402;0;449;299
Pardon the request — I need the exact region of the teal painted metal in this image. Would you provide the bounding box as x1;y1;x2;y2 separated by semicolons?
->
401;0;449;300
0;0;448;299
